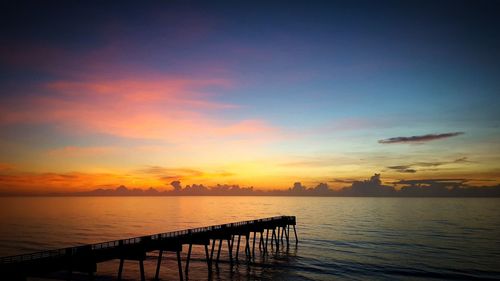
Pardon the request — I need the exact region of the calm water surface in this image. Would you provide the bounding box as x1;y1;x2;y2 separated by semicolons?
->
1;197;499;280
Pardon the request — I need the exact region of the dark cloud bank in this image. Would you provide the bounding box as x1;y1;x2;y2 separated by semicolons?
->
49;174;500;197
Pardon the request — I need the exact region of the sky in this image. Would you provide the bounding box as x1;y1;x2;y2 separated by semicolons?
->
1;0;499;194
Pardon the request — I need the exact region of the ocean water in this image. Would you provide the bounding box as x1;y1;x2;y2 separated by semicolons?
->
0;197;499;280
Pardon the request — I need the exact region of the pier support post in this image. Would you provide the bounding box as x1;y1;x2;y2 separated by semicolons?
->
285;226;290;247
235;235;241;260
139;260;145;281
176;250;183;281
264;229;269;253
67;268;72;281
216;238;223;263
204;244;212;274
227;238;233;265
281;226;286;244
252;231;257;257
155;250;163;280
245;233;251;259
210;239;216;262
271;228;277;250
276;227;280;251
117;258;124;280
259;230;264;253
185;243;192;276
258;232;262;252
293;225;298;244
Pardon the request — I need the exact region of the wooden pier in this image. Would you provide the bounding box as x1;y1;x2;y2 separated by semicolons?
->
0;215;297;281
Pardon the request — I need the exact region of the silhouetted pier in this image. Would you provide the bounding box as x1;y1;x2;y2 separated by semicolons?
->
0;215;297;281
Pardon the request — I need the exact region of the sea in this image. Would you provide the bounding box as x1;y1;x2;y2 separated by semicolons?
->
0;196;499;280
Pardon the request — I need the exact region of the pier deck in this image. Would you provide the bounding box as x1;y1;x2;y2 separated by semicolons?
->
0;215;297;281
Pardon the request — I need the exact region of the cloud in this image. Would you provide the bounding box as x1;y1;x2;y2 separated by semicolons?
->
0;76;281;143
137;165;234;183
138;166;204;181
393;178;467;185
0;171;127;193
170;180;182;191
452;157;472;164
386;157;473;173
338;175;500;197
0;19;283;146
378;132;464;144
329;179;356;184
139;166;200;175
340;174;396;196
393;178;500;197
414;157;472;167
47;146;119;157
386;165;417;173
0;165;237;193
1;171;499;196
0;163;15;172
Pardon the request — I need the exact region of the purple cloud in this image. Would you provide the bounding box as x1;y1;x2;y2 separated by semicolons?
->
378;132;464;144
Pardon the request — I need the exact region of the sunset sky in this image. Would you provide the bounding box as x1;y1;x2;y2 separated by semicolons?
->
1;1;499;193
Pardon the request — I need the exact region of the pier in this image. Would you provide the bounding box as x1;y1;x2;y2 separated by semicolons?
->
0;215;297;281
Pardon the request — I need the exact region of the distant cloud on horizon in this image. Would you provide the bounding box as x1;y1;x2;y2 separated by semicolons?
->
378;132;464;144
2;173;500;197
392;178;467;185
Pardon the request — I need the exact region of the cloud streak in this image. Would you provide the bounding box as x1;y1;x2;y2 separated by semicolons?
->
0;163;15;172
0;171;126;194
385;157;473;173
137;165;234;183
0;76;280;143
378;132;464;144
386;165;417;173
47;146;120;157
